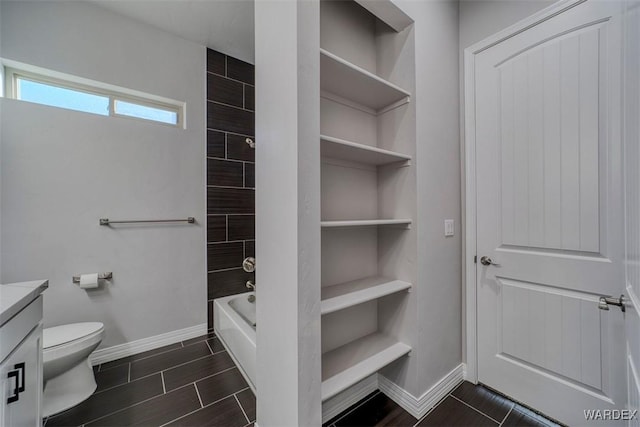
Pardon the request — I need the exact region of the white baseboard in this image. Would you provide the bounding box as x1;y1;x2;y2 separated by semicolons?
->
378;363;465;419
322;374;378;422
90;323;208;365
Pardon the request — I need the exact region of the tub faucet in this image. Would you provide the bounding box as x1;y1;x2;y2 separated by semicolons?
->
246;280;255;291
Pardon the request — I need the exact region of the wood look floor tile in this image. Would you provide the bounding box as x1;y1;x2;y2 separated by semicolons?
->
334;392;417;427
94;363;129;392
417;396;497;427
99;342;183;371
196;367;249;406
163;351;235;391
129;341;211;380
166;395;248;427
85;384;200;426
236;388;256;422
451;382;513;422
46;374;163;426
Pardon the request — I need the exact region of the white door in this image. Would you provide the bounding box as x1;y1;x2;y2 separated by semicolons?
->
475;1;627;425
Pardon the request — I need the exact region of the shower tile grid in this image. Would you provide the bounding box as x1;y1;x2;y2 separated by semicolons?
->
44;333;255;427
323;381;562;427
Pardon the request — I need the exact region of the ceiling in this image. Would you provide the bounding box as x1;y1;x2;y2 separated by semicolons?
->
92;0;255;64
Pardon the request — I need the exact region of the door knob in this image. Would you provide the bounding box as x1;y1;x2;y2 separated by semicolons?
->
480;256;500;266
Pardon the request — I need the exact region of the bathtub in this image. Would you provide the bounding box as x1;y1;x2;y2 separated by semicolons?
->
214;292;256;392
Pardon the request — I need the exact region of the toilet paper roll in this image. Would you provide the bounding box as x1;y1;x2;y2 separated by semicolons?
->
79;273;99;289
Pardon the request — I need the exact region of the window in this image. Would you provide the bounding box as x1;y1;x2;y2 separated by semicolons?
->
5;67;184;127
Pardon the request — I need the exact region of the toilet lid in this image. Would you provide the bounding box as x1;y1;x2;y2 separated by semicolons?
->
44;322;104;348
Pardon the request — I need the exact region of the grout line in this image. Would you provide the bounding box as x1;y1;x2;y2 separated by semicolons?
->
195;383;204;408
235;393;251;424
224;132;228;159
499;405;514;426
412;390;456;427
185;365;237;386
159;387;250;427
207;128;254;140
130;352;224;384
99;345;185;372
328;390;381;426
207;99;254;113
450;395;502;424
206;70;254;88
207;266;248;274
76;382;195;426
206;184;255;190
206;239;245;247
207;155;248;164
205;339;214;354
161;372;167;394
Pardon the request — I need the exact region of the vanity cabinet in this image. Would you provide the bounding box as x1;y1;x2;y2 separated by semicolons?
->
0;283;47;427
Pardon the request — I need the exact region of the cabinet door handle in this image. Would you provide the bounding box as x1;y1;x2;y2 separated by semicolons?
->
7;370;19;404
15;362;26;393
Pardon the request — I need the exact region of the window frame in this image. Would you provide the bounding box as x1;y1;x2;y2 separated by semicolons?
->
4;66;184;128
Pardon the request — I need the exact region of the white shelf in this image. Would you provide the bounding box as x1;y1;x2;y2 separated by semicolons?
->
353;0;413;33
321;277;411;315
321;332;411;401
320;49;410;112
321;135;411;166
321;219;411;228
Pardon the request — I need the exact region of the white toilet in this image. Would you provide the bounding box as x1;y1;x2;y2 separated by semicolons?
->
42;322;105;417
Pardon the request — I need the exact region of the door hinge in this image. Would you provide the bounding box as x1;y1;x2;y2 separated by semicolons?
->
474;255;477;264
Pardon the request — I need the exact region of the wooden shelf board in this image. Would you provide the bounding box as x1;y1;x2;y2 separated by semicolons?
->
321;135;411;166
321;277;411;315
320;49;410;112
321;332;411;401
321;219;411;228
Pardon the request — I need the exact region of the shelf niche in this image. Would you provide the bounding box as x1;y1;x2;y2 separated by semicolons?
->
319;0;416;417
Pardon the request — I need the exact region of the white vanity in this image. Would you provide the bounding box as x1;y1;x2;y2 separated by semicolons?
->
0;281;48;427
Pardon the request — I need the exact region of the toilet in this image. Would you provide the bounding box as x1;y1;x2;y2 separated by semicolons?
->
42;322;105;417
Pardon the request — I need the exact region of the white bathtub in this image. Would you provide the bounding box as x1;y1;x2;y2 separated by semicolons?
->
214;292;256;392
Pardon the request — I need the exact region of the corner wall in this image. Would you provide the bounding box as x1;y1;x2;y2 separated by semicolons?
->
0;1;206;348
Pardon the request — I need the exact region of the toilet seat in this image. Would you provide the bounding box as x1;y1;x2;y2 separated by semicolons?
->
44;322;104;349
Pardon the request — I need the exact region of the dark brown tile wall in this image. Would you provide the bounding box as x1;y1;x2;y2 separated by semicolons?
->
206;49;255;330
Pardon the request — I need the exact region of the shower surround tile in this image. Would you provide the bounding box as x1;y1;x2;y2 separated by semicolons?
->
206;48;255;331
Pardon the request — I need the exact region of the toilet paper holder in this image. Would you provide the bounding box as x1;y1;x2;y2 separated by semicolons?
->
72;272;113;284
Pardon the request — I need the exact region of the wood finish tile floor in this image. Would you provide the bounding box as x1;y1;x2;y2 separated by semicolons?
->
44;335;558;427
324;382;562;427
44;333;255;427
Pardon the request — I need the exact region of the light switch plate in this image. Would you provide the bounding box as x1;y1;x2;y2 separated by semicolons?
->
444;219;454;237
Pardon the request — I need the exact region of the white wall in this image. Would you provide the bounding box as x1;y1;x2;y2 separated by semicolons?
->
459;0;554;51
0;1;206;348
383;0;462;398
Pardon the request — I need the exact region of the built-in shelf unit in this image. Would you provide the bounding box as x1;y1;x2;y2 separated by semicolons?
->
319;0;416;410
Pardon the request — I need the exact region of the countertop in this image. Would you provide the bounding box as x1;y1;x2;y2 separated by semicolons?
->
0;280;48;326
